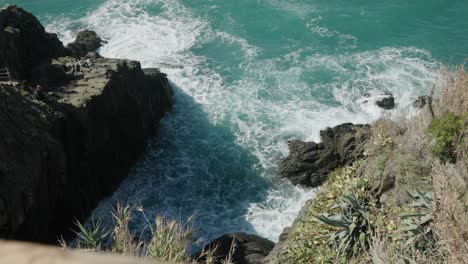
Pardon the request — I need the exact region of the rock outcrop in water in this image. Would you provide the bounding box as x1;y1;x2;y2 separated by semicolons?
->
0;5;173;242
198;233;275;264
360;91;396;110
279;123;371;187
375;92;395;110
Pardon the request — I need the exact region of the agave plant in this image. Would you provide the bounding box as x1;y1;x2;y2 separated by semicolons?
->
399;190;434;249
74;217;109;250
317;192;373;258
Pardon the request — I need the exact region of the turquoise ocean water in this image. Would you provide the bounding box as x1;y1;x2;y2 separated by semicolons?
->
5;0;468;244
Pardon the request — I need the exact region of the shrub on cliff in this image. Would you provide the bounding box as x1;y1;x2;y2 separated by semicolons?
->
427;112;464;162
70;204;195;262
69;204;234;264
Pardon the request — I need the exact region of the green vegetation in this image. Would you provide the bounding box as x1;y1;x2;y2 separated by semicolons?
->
68;204;234;264
73;218;109;250
317;192;374;258
399;190;434;250
146;216;194;262
427;112;464;162
71;204;196;262
287;163;372;264
284;66;468;264
286;135;445;263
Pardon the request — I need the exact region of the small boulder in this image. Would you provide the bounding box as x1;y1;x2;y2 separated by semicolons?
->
375;92;395;110
67;30;103;57
197;233;275;264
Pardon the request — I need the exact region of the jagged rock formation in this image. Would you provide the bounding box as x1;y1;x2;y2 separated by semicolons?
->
198;233;275;264
279;123;371;187
0;5;67;80
0;5;173;243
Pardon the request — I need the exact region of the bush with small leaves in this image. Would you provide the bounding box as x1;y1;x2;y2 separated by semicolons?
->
427;112;464;162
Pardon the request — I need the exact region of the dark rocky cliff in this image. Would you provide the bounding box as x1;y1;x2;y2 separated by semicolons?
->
279;123;371;187
0;5;173;242
0;5;67;81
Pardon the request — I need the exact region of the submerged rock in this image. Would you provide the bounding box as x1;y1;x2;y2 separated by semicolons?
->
279;123;371;187
198;233;275;264
0;5;173;243
66;30;103;57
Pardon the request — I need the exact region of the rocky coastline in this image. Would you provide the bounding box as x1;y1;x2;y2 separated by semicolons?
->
0;4;466;264
0;5;173;243
0;4;373;259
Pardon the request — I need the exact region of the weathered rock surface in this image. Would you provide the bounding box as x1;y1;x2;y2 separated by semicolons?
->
198;233;275;264
66;30;103;57
375;92;395;110
279;123;371;187
0;5;67;80
0;5;173;243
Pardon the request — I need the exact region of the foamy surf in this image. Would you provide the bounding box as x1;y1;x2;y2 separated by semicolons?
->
45;0;441;245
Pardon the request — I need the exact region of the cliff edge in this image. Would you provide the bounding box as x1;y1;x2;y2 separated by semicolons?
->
0;5;173;243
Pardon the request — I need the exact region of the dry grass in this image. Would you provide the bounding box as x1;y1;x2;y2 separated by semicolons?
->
70;203;196;263
432;162;468;264
146;215;195;262
194;239;236;264
368;234;392;264
431;65;468;264
369;236;446;264
111;204;143;256
69;203;236;264
435;66;468;117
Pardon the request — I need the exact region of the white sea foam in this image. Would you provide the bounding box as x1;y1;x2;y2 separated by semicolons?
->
305;15;358;50
49;0;440;245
